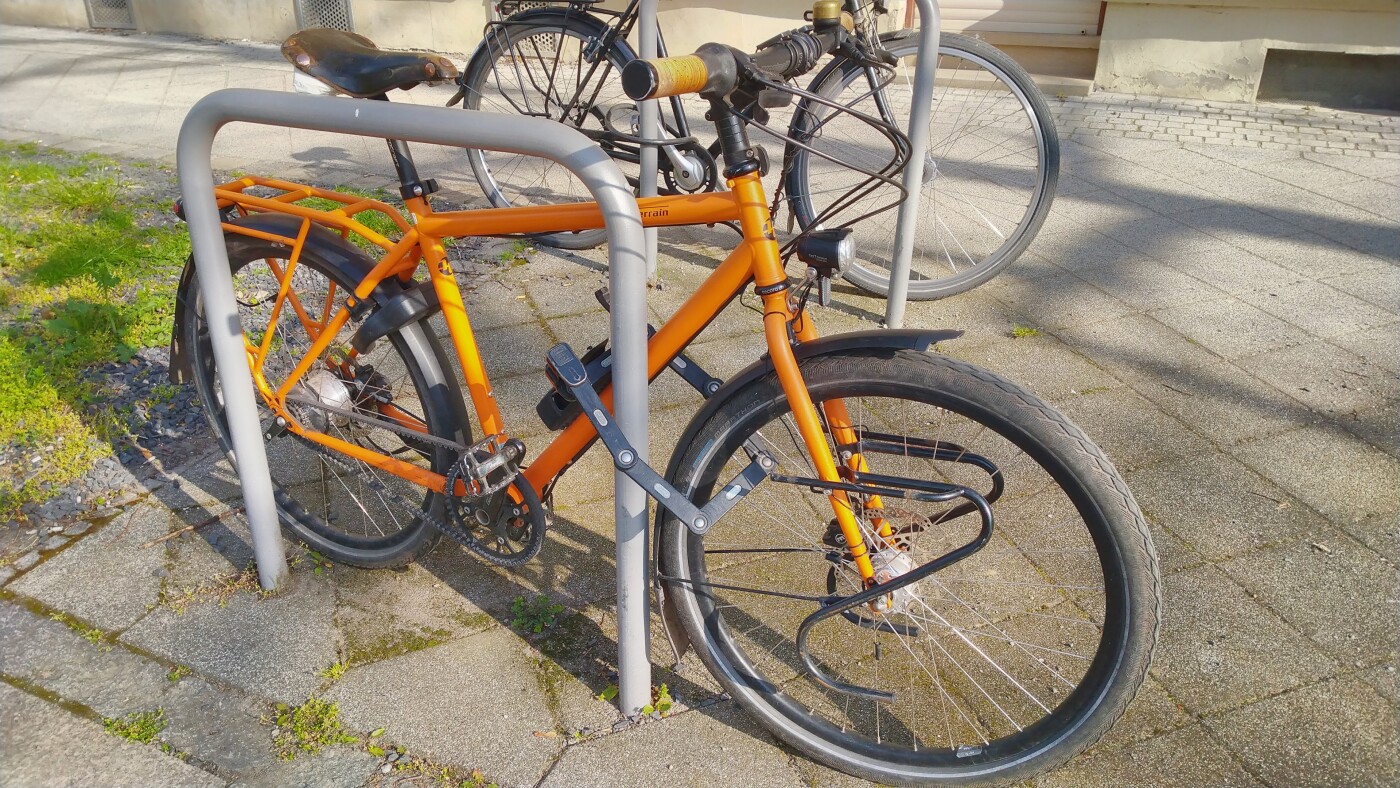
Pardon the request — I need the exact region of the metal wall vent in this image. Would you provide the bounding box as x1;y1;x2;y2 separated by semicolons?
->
85;0;135;29
295;0;355;31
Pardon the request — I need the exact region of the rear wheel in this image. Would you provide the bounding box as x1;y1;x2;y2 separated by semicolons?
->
460;16;632;250
183;230;462;567
786;33;1059;300
659;350;1159;785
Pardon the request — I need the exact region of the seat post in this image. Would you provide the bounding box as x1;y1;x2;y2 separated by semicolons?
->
371;94;440;201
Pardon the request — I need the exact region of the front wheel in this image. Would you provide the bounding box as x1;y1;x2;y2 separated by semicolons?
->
786;33;1060;300
659;349;1158;785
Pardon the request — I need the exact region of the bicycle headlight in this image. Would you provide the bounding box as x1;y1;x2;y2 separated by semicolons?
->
795;227;854;277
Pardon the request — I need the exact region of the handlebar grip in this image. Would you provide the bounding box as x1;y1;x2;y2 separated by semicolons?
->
621;54;707;101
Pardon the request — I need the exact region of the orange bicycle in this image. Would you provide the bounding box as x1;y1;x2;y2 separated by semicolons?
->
169;7;1159;784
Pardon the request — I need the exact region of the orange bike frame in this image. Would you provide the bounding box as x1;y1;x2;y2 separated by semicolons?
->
215;172;885;580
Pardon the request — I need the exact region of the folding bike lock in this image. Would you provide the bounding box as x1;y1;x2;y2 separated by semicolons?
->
546;343;771;534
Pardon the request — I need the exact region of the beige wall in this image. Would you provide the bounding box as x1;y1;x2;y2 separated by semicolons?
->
0;0;88;28
1097;0;1400;101
130;0;298;41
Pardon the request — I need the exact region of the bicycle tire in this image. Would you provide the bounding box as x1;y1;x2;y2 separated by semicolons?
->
658;349;1159;785
785;32;1060;301
460;12;633;250
182;229;464;568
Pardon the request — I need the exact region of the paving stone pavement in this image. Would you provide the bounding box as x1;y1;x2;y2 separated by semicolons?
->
1;22;1398;788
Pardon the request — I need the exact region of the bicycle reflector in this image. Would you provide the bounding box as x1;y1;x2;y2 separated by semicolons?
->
795;228;854;277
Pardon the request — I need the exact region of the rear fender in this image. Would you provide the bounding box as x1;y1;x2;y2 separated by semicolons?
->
168;214;405;383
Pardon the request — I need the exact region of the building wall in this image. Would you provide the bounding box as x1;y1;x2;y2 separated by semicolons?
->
1097;0;1400;102
0;0;89;28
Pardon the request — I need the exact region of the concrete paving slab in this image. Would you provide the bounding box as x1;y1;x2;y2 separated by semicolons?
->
1152;297;1314;360
1056;313;1222;383
1125;452;1324;561
330;562;500;670
1240;281;1396;339
539;701;805;788
1037;724;1262;788
1218;532;1398;664
1235;340;1397;416
953;334;1124;402
327;628;563;788
230;745;380;788
1204;676;1399;788
1151;564;1336;716
121;570;340;702
1126;360;1321;446
1341;399;1400;459
1361;664;1398;707
990;270;1135;331
8;504;170;632
1323;268;1400;319
1235;425;1400;526
1055;388;1211;472
1243;230;1393;280
1072;255;1227;311
0;682;224;788
1162;243;1308;297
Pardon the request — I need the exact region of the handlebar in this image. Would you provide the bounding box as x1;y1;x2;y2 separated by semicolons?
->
620;20;848;102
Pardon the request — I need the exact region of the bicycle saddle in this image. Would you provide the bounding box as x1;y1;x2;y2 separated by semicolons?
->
281;28;458;98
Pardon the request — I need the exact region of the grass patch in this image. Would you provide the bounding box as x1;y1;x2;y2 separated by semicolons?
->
316;660;348;682
104;708;167;744
1011;324;1040;339
270;696;357;759
0;142;189;519
166;665;191;682
295;187;403;254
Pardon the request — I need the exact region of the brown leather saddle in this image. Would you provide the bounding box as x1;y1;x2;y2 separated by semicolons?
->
281;28;458;98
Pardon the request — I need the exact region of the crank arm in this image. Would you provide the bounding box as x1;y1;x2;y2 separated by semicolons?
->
796;486;995;703
547;343;770;535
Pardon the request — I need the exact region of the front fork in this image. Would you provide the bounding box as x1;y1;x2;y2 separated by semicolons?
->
732;173;891;588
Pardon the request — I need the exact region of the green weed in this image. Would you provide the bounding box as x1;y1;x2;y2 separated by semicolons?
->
104;709;167;744
166;665;191;682
511;594;564;634
1011;324;1040;339
316;660;348;682
269;697;357;759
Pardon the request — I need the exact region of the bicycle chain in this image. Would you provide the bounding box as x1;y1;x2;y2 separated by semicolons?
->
279;394;513;556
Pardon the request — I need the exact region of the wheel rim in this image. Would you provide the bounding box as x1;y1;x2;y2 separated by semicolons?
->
670;374;1129;773
796;39;1055;297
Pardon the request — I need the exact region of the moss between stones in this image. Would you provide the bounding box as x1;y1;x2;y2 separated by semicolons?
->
344;624;454;667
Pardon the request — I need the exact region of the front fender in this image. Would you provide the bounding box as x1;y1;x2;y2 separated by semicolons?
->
663;328;963;486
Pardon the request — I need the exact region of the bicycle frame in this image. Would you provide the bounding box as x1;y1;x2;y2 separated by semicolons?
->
211;166;891;581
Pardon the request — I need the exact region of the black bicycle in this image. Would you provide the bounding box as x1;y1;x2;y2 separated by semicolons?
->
455;0;1059;300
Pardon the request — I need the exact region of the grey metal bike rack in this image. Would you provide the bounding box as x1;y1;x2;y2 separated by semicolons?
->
885;0;940;329
176;89;653;714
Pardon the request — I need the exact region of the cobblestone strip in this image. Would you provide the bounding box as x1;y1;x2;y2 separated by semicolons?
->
1050;93;1400;158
